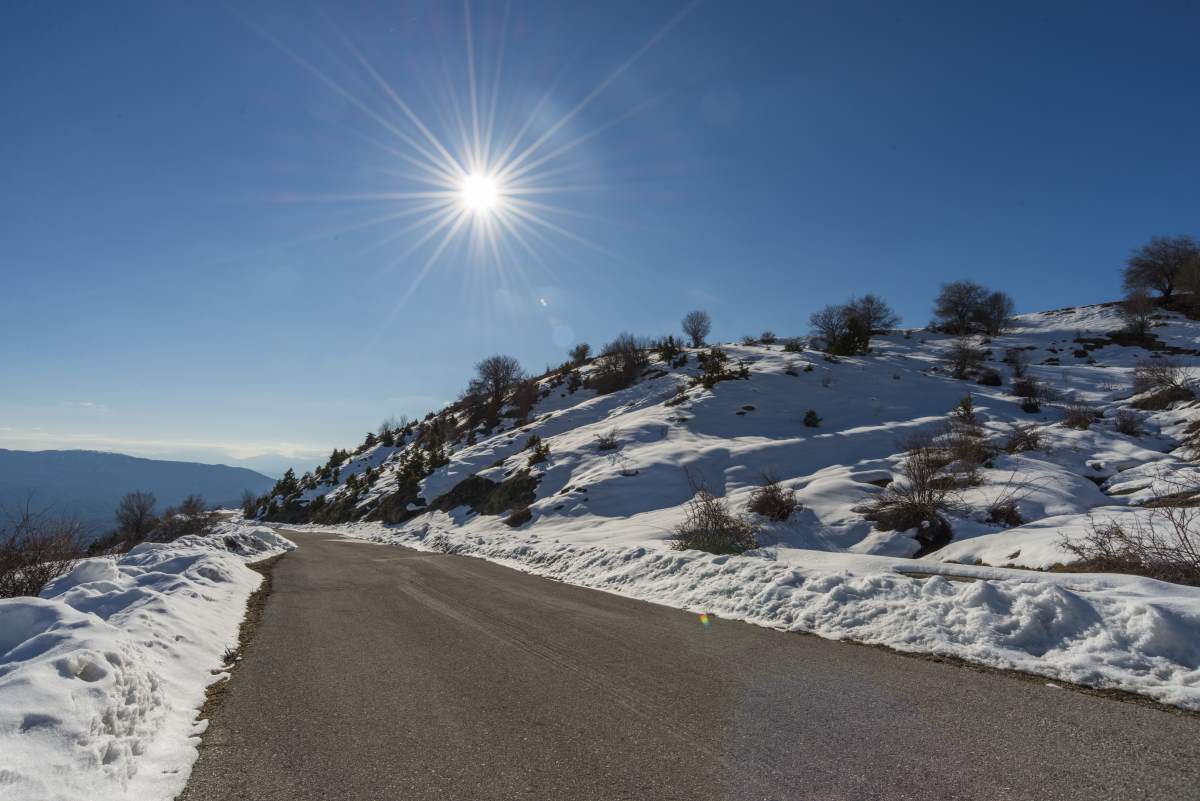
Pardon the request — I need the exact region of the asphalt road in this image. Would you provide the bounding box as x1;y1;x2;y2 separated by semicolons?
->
180;530;1200;801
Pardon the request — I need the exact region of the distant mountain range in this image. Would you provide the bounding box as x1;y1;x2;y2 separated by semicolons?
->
0;449;276;537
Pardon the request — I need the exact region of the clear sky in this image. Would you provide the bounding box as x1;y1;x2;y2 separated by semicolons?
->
3;1;1198;476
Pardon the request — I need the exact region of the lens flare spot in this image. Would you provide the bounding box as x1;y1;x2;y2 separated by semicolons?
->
699;613;711;628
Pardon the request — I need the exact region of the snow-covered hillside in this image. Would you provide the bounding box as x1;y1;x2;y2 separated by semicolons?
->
261;302;1200;708
0;523;294;801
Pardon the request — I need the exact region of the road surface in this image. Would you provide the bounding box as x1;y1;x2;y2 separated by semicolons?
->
181;530;1200;800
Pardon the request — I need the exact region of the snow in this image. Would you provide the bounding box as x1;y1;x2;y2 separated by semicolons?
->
267;302;1200;709
0;523;294;801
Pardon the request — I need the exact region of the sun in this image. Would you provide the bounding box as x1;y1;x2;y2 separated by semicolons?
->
460;173;500;213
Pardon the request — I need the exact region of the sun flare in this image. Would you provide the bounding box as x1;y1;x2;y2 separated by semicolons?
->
460;173;499;213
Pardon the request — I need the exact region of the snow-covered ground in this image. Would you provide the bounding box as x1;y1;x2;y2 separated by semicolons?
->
264;302;1200;709
0;523;294;801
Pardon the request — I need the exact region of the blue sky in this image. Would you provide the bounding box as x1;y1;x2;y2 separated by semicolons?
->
3;0;1198;476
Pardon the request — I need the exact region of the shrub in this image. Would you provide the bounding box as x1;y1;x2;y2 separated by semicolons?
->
655;335;683;363
945;337;985;379
1133;357;1192;396
803;409;821;427
810;303;870;355
671;483;757;554
784;360;800;376
1114;409;1143;436
240;490;259;519
1063;506;1199;585
0;505;84;598
1004;347;1030;378
1061;401;1100;430
1003;425;1043;454
740;334;758;346
1012;376;1044;412
681;310;712;348
782;338;804;353
846;294;900;334
595;429;620;451
760;330;777;344
865;434;957;554
692;347;743;389
976;368;1002;386
747;473;798;521
569;343;592;365
527;439;551;466
587;333;650;394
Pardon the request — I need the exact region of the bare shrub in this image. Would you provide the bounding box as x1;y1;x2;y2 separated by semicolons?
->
1012;376;1045;412
746;473;798;521
1063;507;1200;585
672;478;757;555
151;495;218;542
1003;425;1043;454
759;330;777;344
588;333;650;394
1061;400;1100;430
866;433;957;553
240;490;259;518
782;338;805;353
0;504;85;598
1120;290;1156;339
1114;409;1143;436
847;294;900;334
1133;357;1192;397
595;429;620;451
1004;347;1030;378
945;337;984;379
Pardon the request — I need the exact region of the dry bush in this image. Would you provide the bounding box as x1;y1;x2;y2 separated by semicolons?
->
1114;408;1143;436
1012;376;1045;412
1133;357;1190;394
782;338;805;353
1061;400;1100;430
595;428;620;451
672;478;758;554
1064;507;1200;586
759;331;777;344
0;504;85;598
747;473;799;521
976;368;1002;386
945;337;984;379
588;333;650;394
1004;347;1030;378
1003;425;1044;454
866;433;958;553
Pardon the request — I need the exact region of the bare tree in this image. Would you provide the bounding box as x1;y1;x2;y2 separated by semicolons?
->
973;290;1015;336
1123;235;1200;300
569;343;591;365
115;491;157;540
809;304;850;344
0;502;84;598
932;281;988;334
472;354;525;411
846;294;900;334
681;310;712;348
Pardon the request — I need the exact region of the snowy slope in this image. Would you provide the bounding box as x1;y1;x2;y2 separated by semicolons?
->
262;301;1200;708
0;523;294;801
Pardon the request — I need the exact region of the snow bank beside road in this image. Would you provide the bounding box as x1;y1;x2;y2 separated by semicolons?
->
302;518;1200;712
0;523;294;801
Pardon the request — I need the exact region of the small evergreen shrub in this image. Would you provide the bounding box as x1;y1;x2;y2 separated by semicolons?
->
803;410;821;427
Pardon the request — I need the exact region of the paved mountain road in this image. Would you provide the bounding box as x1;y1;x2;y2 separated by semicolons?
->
180;530;1200;800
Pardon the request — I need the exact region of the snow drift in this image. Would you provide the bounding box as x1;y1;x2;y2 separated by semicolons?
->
0;523;294;801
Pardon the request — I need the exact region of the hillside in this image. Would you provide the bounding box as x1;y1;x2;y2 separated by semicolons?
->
0;449;276;535
256;300;1200;707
